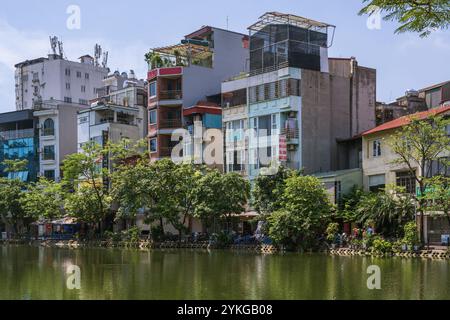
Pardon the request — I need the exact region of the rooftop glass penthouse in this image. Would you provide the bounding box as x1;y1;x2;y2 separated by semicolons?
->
248;12;335;74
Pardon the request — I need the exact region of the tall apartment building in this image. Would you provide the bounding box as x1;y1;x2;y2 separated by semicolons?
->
147;26;248;161
15;50;109;110
222;12;377;180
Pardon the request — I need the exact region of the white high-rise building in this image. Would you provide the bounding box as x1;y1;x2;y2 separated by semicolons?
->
15;51;109;110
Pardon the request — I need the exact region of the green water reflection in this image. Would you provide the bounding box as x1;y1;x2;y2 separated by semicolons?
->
0;246;449;300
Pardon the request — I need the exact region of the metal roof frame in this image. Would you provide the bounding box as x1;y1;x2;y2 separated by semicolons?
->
248;12;335;33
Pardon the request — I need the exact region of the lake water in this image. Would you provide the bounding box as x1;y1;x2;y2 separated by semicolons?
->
1;245;449;300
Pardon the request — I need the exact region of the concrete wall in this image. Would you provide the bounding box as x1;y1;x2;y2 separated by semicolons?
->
300;69;332;174
329;58;376;137
183;28;248;109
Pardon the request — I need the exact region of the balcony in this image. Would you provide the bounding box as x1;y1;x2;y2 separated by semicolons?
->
159;119;182;129
281;127;299;140
160;90;182;101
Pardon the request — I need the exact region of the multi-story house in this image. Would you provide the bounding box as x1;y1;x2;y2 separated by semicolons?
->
94;70;148;141
15;48;108;111
222;12;377;182
146;26;248;161
362;105;450;244
376;81;450;125
0;110;39;182
33;100;87;181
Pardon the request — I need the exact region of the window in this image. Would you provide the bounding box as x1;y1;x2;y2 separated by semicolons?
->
43;145;55;161
81;85;86;93
76;71;82;78
64;97;72;103
372;140;382;157
65;68;71;76
79;99;88;105
368;174;385;192
149;138;157;153
149;82;157;97
149;110;157;125
44;170;56;181
85;73;90;79
396;171;417;194
429;157;450;177
249;86;257;104
79;116;88;124
271;114;278;131
42;118;55;136
66;83;71;90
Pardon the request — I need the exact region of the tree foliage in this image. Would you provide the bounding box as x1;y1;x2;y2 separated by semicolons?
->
21;179;65;221
0;177;26;233
267;175;333;249
194;170;250;231
388;114;450;241
252;166;297;215
359;0;450;37
355;187;415;237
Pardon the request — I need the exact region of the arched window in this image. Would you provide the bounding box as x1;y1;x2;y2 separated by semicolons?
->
43;118;55;136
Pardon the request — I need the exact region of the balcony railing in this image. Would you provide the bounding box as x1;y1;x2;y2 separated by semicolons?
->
0;128;35;140
159;90;182;100
281;127;299;140
159;119;182;129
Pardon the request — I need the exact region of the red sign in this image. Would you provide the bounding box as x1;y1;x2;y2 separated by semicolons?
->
279;135;288;162
159;67;183;76
147;69;158;80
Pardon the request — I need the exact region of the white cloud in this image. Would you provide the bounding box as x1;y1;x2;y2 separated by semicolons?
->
396;30;450;52
0;18;150;112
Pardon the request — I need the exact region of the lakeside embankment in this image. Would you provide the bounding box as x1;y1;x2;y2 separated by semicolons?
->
2;239;449;259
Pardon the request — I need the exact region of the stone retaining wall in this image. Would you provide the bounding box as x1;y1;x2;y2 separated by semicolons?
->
329;248;450;259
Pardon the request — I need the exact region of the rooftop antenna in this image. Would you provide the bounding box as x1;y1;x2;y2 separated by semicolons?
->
49;36;58;55
94;44;102;67
226;16;229;30
57;40;65;59
102;51;109;68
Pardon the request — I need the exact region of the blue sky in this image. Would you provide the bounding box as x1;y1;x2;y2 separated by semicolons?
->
0;0;449;113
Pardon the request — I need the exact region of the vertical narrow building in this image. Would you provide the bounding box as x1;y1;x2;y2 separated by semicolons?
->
147;26;248;161
223;12;377;181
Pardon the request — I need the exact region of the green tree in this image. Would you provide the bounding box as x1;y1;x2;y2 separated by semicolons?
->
359;0;450;37
355;187;415;237
388;114;450;242
111;158;153;225
337;186;365;224
194;170;250;232
62;141;112;233
0;160;29;235
21;179;65;221
252;166;297;215
267;175;333;250
170;163;204;239
421;175;450;228
0;178;26;235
